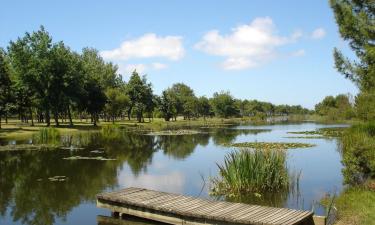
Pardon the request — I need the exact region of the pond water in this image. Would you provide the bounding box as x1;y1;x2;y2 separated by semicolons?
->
0;122;346;225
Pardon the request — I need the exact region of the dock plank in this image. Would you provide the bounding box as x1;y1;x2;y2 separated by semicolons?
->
97;187;317;225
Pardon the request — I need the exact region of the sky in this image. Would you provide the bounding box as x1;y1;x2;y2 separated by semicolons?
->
0;0;358;109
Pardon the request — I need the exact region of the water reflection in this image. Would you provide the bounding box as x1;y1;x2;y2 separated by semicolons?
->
0;124;343;225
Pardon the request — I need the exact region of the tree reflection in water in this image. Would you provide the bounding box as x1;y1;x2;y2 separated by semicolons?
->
0;127;274;225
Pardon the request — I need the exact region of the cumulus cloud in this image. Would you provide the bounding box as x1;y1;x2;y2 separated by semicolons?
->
119;63;147;75
119;171;185;194
195;17;302;70
311;28;326;39
100;33;185;61
151;62;168;70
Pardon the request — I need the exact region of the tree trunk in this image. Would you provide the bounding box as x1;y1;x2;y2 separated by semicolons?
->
127;107;132;120
46;109;51;127
29;107;34;126
54;111;59;126
5;112;8;124
68;105;73;126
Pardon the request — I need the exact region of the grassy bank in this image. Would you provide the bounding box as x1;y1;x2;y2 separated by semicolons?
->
0;116;309;140
334;184;375;225
333;122;375;225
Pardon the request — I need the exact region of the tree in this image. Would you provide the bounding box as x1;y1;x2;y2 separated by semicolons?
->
330;0;375;120
197;96;211;119
158;90;177;121
315;94;354;120
8;26;56;126
211;91;239;118
126;71;153;122
104;88;130;123
168;83;196;119
80;48;119;125
0;49;12;128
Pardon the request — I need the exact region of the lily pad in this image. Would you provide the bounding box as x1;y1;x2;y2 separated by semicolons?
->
48;176;68;182
228;142;315;150
146;130;203;136
63;156;116;161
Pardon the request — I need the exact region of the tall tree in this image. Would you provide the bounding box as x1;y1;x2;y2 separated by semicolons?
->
330;0;375;120
211;91;239;118
104;87;130;123
126;71;153;122
0;49;12;128
8;26;54;126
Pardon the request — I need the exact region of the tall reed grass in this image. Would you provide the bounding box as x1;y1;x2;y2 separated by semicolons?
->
101;124;123;140
34;127;61;144
211;149;292;197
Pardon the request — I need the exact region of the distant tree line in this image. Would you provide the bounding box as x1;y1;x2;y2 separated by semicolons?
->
315;94;355;121
0;27;311;127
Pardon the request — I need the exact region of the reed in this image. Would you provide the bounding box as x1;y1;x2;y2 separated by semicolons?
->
101;124;123;140
34;127;61;144
211;149;292;197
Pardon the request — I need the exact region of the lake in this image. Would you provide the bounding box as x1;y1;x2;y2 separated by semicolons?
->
0;122;346;225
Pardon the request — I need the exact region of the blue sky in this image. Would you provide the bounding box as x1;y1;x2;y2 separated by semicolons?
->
0;0;358;108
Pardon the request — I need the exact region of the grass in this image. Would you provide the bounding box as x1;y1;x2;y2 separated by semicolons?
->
210;149;293;197
330;121;375;225
228;142;315;150
33;127;61;144
0;116;305;140
331;184;375;225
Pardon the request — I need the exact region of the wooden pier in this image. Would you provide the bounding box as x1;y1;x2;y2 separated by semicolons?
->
97;187;326;225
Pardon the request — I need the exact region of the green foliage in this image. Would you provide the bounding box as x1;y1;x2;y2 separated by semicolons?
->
126;71;153;122
211;150;291;196
341;122;375;184
315;94;355;120
211;91;239;118
330;0;375;121
158;90;177;121
0;49;13;128
104;87;130;123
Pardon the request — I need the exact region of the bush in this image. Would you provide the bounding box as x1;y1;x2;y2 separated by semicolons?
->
341;122;375;184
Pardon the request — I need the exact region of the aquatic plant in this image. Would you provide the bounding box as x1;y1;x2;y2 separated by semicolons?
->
101;124;123;140
210;149;292;196
63;156;116;161
228;142;315;150
146;130;203;136
33;127;61;145
288;127;347;138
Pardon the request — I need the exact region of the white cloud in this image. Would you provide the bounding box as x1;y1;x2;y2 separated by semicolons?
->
100;33;185;61
221;57;257;70
151;62;168;70
291;49;306;57
195;17;302;70
119;171;185;194
311;28;326;39
120;63;147;75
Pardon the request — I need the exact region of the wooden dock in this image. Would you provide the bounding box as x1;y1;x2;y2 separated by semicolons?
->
97;187;325;225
